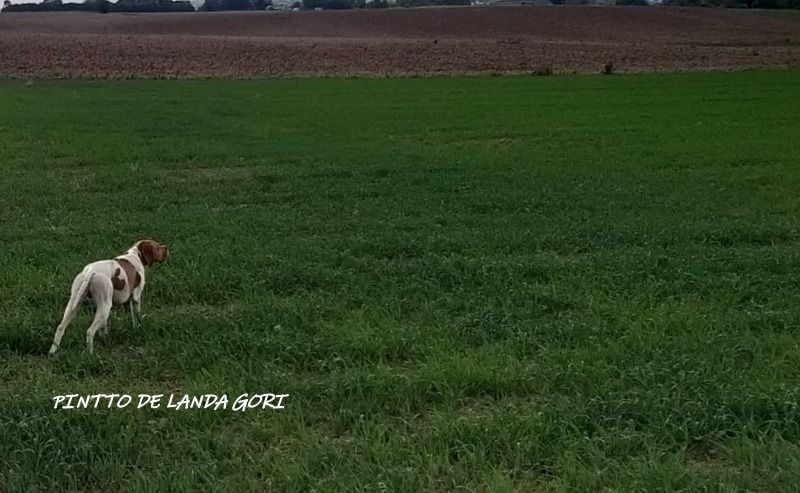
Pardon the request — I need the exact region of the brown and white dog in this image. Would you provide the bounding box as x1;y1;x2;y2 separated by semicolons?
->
49;239;169;355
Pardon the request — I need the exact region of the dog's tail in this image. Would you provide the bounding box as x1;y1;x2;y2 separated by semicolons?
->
67;271;95;314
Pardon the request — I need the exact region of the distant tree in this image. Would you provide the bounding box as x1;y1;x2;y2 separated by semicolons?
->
302;0;353;8
396;0;468;6
2;0;10;8
200;0;267;10
226;0;252;9
98;0;109;12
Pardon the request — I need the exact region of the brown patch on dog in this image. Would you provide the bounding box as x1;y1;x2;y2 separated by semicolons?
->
116;258;140;289
111;267;126;291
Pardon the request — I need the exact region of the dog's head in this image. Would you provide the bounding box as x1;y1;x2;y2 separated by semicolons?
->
135;239;169;267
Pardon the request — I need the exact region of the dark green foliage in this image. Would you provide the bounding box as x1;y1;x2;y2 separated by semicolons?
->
301;0;353;8
114;0;196;11
663;0;798;6
2;0;195;11
397;0;469;6
199;0;270;10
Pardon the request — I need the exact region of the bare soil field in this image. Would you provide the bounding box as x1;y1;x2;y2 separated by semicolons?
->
1;6;799;78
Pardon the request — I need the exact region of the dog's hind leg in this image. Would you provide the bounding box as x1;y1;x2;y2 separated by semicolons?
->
100;314;110;338
50;273;90;355
85;277;113;355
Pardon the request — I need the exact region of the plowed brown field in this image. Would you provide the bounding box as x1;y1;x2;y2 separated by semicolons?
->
1;6;799;78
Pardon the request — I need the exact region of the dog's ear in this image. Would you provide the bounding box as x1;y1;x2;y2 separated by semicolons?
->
137;240;158;267
158;244;169;262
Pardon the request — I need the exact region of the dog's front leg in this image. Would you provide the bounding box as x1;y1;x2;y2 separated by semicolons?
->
128;300;138;330
131;289;144;328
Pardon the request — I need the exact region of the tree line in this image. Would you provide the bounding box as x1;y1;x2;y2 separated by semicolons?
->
1;0;797;12
0;0;469;11
2;0;194;12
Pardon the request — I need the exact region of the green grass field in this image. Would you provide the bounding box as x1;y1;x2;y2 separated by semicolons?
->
2;70;800;491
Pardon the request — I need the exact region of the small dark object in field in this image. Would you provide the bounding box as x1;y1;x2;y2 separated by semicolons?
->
534;66;553;76
602;61;615;75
